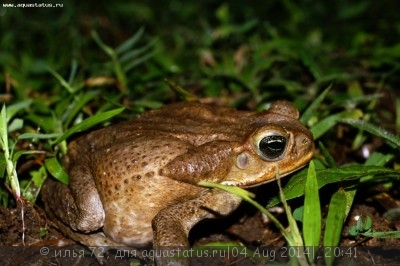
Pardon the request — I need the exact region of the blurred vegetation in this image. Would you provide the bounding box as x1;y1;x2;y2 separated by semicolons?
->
2;0;400;105
0;0;399;252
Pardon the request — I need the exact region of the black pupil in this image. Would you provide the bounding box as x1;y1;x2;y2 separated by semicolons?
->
259;135;287;159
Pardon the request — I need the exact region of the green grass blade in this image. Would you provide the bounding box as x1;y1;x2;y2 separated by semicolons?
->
275;167;309;266
123;51;155;72
318;141;337;168
67;59;78;84
0;105;20;199
303;160;321;263
91;31;128;92
362;231;400;238
91;30;116;59
47;67;75;94
115;27;145;55
300;85;331;125
340;118;400;147
119;40;156;64
0;105;7;149
63;90;99;128
51;107;125;145
268;165;400;207
198;181;294;246
299;48;323;80
0;153;5;178
17;133;61;140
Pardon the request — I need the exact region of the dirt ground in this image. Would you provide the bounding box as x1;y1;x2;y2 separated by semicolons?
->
0;187;399;266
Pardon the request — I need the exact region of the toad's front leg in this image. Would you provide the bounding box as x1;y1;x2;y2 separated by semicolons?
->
152;189;242;265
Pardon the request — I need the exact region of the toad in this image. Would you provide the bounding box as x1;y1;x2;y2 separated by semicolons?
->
42;101;314;263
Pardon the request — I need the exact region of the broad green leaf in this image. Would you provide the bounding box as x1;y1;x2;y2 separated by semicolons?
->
365;151;394;167
303;160;321;260
310;109;363;139
44;157;69;184
349;216;372;237
362;216;373;231
51;107;125;145
26;113;58;133
293;206;303;222
22;165;48;203
5;100;32;122
324;189;347;266
8;118;23;132
268;165;400;207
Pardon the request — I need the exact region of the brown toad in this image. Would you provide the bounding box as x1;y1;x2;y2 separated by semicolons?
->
42;101;314;260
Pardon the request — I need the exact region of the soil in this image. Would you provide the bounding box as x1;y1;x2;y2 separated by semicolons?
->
0;187;399;266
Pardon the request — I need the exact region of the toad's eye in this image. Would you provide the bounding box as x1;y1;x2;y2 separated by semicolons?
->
258;134;287;160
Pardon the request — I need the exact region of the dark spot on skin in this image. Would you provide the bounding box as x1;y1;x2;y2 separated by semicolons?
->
141;162;148;167
133;175;142;180
124;179;129;184
114;184;120;191
145;171;154;178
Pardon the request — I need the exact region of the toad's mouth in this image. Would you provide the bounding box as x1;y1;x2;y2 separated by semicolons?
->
221;148;314;188
240;163;308;188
